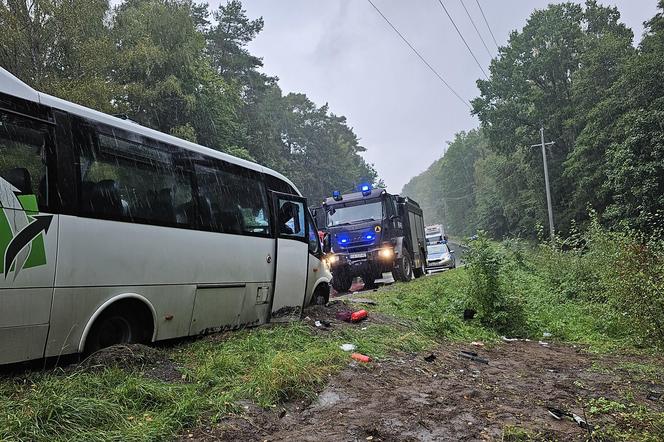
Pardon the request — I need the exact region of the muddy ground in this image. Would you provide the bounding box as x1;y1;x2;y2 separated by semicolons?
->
180;305;664;441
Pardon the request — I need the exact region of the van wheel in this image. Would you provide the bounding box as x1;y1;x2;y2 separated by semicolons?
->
332;270;353;293
85;302;151;354
392;251;414;282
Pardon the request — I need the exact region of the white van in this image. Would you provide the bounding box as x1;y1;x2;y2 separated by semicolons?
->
0;67;331;365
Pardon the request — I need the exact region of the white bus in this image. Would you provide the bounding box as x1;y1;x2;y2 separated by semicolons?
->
0;68;331;365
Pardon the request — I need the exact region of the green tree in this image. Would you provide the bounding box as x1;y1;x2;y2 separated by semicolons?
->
0;0;116;111
472;1;636;236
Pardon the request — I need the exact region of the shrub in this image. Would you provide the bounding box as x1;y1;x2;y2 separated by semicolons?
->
464;232;526;335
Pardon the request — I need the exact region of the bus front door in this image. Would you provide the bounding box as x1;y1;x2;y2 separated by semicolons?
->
270;192;309;322
0;108;58;364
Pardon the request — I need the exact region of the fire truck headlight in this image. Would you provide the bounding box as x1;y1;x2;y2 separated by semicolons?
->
378;247;394;259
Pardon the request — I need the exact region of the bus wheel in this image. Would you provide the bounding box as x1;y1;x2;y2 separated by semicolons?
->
332;270;353;293
392;251;413;282
85;301;152;354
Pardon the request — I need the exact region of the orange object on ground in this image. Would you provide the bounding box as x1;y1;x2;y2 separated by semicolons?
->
350;309;368;322
351;353;371;363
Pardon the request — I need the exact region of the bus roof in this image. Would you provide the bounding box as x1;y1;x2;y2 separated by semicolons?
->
0;67;301;196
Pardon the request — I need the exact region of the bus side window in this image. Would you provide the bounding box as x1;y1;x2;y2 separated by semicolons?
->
195;163;271;236
0;111;51;211
77;126;194;228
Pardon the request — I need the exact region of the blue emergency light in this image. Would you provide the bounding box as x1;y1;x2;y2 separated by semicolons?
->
332;190;342;201
360;183;372;196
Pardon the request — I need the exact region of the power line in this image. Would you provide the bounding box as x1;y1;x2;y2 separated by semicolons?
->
366;0;471;109
475;0;499;50
434;0;489;80
459;0;493;58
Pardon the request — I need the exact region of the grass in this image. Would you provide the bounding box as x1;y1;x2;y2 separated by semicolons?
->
0;274;465;442
1;261;662;441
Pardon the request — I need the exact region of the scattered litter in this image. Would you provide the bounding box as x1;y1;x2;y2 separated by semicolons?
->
336;311;352;322
351;309;368;322
647;391;662;401
351;353;372;363
315;320;322;327
314;320;331;328
347;298;377;305
340;343;356;352
543;332;552;338
361;327;367;330
459;350;489;364
470;341;485;347
424;354;436;363
546;407;594;432
501;336;520;342
539;341;549;346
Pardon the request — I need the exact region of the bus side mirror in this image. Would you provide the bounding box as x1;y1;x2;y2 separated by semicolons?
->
322;233;332;253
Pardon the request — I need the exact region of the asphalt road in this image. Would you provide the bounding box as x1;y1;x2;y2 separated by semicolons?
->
332;240;467;296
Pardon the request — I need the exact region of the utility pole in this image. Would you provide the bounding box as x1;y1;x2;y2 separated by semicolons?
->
531;128;556;241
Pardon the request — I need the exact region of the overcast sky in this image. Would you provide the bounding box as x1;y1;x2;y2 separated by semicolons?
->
212;0;658;193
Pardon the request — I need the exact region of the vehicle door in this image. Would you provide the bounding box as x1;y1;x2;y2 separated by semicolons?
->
0;100;58;364
270;192;309;322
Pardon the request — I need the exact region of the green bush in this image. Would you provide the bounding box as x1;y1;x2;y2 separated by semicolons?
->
464;232;527;335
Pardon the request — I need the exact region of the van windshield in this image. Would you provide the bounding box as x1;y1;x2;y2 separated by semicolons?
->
327;201;383;227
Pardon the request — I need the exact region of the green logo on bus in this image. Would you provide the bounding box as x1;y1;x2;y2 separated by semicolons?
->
1;178;50;279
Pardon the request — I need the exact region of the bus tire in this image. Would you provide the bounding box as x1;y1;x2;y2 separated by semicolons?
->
332;270;353;293
84;300;153;354
392;251;413;283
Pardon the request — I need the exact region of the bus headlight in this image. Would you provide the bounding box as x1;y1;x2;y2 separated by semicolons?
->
378;247;394;259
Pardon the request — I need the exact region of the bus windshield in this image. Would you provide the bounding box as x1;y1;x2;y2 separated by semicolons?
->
327;201;383;227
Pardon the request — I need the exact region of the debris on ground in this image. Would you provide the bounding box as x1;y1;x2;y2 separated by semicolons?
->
463;309;476;320
350;309;368;322
335;311;352;322
501;336;520;342
543;332;553;338
351;353;372;363
423;354;436;363
470;341;484;347
647;390;662;401
340;344;357;352
458;350;489;364
180;341;664;441
546;406;594;432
